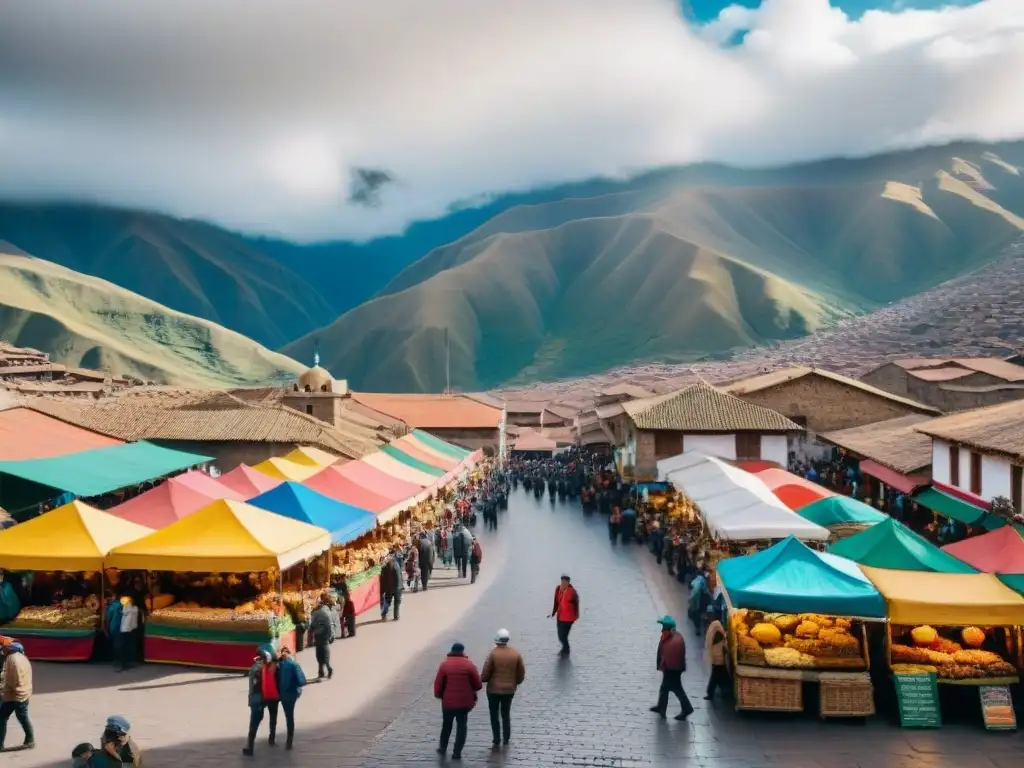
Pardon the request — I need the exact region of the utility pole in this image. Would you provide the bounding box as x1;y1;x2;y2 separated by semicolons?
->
444;328;451;394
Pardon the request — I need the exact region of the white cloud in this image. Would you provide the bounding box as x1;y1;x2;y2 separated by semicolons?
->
0;0;1021;242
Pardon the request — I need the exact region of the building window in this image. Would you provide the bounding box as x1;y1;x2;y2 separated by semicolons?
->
736;433;761;460
970;451;982;496
1013;465;1023;513
791;415;808;427
305;405;314;415
654;431;683;458
949;445;959;487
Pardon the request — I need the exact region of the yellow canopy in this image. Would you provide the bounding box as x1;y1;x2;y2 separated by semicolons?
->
105;499;331;572
251;457;320;482
0;501;152;571
283;446;340;468
861;566;1024;626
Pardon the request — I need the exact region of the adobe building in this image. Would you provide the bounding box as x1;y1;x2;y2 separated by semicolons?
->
349;392;505;451
859;358;1024;411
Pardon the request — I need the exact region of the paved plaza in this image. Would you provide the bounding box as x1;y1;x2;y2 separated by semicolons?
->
9;491;1024;767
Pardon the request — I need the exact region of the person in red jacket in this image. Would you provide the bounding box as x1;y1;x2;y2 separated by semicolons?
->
549;574;580;657
433;642;482;759
650;615;694;720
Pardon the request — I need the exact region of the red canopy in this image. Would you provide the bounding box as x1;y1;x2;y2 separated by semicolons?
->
106;477;219;528
217;464;282;499
304;466;402;513
755;468;835;511
942;525;1024;573
334;460;425;502
173;470;245;501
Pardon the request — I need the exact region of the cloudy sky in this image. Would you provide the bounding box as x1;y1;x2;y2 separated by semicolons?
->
0;0;1021;242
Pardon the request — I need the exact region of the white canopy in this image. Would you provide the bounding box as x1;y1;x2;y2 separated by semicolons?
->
665;453;829;541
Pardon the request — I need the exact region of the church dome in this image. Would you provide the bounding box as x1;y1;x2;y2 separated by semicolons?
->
298;365;333;392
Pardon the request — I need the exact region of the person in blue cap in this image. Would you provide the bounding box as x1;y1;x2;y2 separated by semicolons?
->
650;616;694;721
100;714;143;765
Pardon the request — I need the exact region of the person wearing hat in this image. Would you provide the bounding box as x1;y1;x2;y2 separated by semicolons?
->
650;616;694;720
71;742;96;767
100;715;143;765
549;574;580;657
242;649;280;756
480;629;526;748
433;642;482;760
0;641;33;751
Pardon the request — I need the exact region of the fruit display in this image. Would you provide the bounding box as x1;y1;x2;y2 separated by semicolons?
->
730;609;866;671
333;540;390;577
890;625;1018;680
7;605;100;629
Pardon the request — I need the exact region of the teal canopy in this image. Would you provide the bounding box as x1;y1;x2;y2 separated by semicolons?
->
716;536;886;618
0;441;210;499
380;444;446;477
248;481;376;545
998;574;1024;596
412;429;470;459
796;497;887;528
828;517;976;573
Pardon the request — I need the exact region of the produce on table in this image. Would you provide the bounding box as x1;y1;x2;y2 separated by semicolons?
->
763;647;816;668
731;611;865;670
911;625;938;647
768;614;800;633
961;626;985;648
892;663;938;674
7;605;100;629
891;641;1016;679
750;623;781;644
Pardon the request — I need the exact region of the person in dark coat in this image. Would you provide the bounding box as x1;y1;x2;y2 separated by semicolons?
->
277;646;307;750
243;649;279;756
379;552;403;621
649;616;694;720
433;642;482;760
418;532;435;591
452;525;470;579
309;595;335;679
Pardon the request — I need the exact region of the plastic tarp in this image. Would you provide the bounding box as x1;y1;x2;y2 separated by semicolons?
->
401;432;465;465
861;566;1024;626
303;466;400;514
0;441;211;497
248;481;376;545
796;496;887;528
913;487;990;527
412;429;470;459
252;457;321;482
666;453;829;541
828;517;976;573
755;469;836;511
393;436;461;471
105;499;331;572
283;447;340;468
332;461;424;522
0;501;152;571
106;476;223;529
717;536;886;618
173;471;245;501
361;451;439;487
380;444;446;477
216;465;282;499
942;526;1024;573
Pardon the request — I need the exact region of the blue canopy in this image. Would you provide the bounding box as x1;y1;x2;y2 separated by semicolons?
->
248;482;376;546
716;536;886;618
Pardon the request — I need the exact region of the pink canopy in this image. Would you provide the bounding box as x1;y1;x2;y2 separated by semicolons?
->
217;464;282;499
334;460;428;502
393;436;460;471
942;525;1024;573
173;470;244;501
304;466;403;513
107;476;220;528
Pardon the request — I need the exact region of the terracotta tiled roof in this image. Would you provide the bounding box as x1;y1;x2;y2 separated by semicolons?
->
915;400;1024;462
543;404;580;420
906;367;975;382
597;383;655;399
821;415;936;474
891;357;1024;383
622;381;801;432
26;392;385;460
350;393;503;429
724;365;940;414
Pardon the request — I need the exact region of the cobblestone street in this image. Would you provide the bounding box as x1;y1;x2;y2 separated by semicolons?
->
10;491;1024;767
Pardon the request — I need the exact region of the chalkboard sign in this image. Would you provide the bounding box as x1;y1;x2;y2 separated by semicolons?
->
894;672;941;728
979;685;1016;731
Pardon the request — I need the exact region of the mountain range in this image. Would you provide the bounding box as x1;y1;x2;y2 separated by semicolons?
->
1;139;1023;390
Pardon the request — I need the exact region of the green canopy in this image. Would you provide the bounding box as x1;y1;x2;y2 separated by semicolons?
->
828;517;977;573
412;429;470;459
0;441;211;499
998;574;1024;596
380;444;445;477
796;496;887;528
914;487;991;527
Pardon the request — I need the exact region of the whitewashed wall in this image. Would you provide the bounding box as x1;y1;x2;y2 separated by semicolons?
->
685;434;737;460
762;435;789;466
931;439;951;485
931;437;1013;502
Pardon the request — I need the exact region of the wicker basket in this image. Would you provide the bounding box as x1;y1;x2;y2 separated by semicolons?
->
735;674;803;712
819;679;875;718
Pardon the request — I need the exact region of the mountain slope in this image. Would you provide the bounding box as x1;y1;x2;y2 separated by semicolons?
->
0;249;304;386
0;205;337;348
287;141;1024;392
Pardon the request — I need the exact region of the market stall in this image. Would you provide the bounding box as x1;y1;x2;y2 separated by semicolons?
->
941;526;1024;574
391;436;461;473
380;444;447;479
105;499;331;670
755;469;836;511
216;464;282;498
717;536;886;717
304;466;407;517
106;475;224;528
0;501;151;660
411;429;472;461
173;470;245;500
361;450;441;488
829;518;977;573
248;481;377;545
283;446;341;468
796;496;887;540
861;567;1024;688
251;457;321;483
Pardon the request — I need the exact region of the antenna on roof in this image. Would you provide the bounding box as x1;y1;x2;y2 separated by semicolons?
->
313;338;320;368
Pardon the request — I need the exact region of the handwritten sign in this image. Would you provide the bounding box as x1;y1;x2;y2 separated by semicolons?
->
894;672;941;728
979;685;1016;731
